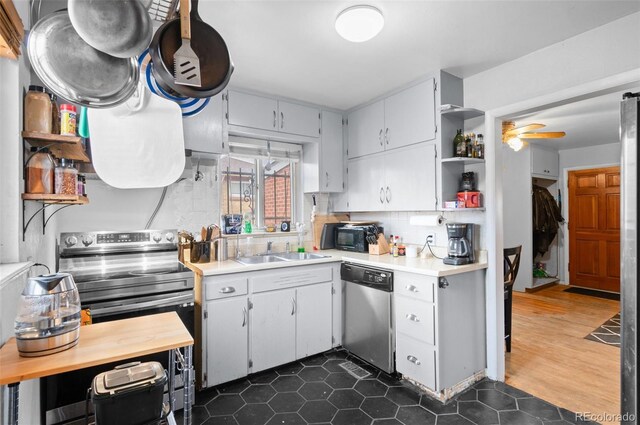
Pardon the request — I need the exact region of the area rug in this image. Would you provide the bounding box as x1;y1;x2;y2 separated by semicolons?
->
585;313;621;347
565;287;620;301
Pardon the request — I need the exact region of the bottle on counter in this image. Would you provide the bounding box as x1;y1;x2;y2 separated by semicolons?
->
393;236;400;257
24;85;52;134
54;158;78;195
398;236;406;256
26;147;55;194
60;104;77;136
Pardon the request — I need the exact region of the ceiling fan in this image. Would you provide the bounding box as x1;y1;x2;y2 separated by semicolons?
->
502;121;566;151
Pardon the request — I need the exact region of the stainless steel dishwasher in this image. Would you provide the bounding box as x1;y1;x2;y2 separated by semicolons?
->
341;262;395;373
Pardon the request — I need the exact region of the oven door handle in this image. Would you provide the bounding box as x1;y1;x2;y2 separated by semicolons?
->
88;293;194;317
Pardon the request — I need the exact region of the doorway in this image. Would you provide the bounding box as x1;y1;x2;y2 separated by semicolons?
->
568;166;621;292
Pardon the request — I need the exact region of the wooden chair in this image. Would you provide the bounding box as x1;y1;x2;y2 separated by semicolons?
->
504;246;522;353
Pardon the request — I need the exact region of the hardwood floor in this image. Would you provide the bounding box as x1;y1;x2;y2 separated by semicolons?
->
506;284;620;424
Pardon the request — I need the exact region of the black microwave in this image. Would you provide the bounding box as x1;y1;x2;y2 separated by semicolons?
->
335;226;383;253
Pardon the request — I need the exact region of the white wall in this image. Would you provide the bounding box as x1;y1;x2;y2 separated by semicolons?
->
464;12;640;111
557;142;621;285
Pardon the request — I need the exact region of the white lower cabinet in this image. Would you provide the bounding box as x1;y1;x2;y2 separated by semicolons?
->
201;264;339;387
296;282;332;358
205;296;249;387
251;288;297;372
394;270;486;396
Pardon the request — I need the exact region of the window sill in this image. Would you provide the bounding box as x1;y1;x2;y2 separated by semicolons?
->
220;231;303;239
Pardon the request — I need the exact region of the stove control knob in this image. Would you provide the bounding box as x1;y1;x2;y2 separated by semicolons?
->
165;232;175;242
65;236;78;247
153;233;162;243
82;235;93;246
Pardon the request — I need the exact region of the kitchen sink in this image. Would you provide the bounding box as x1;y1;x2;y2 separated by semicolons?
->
235;255;287;265
235;252;329;265
275;252;329;261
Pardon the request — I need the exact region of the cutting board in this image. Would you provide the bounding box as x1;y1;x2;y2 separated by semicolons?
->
312;214;349;249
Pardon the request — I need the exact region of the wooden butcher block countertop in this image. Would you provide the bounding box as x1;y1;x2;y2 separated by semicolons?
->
0;312;193;385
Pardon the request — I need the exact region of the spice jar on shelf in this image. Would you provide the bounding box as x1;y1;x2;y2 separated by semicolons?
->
60;104;77;136
54;158;78;195
24;85;52;134
26;147;55;194
49;92;60;135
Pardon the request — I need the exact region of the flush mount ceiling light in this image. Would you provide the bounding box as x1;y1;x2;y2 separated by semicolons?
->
335;5;384;42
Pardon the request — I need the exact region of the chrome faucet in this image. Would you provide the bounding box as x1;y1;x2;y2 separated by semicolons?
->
235;231;241;259
285;241;291;253
266;241;273;254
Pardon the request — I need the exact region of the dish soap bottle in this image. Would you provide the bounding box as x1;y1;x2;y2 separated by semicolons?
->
243;213;252;234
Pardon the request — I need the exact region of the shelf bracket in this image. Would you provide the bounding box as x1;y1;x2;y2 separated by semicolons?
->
22;201;72;241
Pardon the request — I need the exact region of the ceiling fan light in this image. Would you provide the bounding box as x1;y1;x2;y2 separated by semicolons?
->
507;137;524;152
335;5;384;42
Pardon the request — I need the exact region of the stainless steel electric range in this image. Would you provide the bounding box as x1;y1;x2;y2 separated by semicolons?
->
42;229;195;425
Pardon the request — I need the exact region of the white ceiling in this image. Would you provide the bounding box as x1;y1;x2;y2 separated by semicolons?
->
198;1;640;110
508;88;639;151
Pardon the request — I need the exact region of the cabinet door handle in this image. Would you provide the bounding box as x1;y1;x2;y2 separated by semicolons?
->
242;306;247;327
385;186;391;203
326;171;329;188
406;285;419;293
219;287;236;294
407;355;421;365
385;128;389;145
281;112;284;129
273;110;277;128
291;297;296;315
406;313;420;322
380;187;385;204
379;129;383;146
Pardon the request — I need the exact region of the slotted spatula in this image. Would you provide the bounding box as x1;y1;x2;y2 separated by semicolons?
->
173;0;202;87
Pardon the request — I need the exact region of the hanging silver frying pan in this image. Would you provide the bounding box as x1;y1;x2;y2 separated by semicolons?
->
68;0;152;59
28;11;139;108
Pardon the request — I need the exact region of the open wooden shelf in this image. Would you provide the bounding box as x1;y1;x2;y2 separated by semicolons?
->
22;131;90;163
22;193;89;205
440;107;485;120
441;157;485;165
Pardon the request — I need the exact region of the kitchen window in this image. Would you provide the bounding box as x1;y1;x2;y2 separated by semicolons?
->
220;137;300;229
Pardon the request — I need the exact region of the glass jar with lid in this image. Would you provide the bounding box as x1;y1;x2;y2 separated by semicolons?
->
54;158;78;195
24;85;53;134
26;147;55;194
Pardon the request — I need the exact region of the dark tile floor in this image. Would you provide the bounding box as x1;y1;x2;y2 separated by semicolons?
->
178;349;598;425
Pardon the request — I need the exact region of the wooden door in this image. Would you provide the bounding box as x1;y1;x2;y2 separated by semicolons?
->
568;166;620;292
384;78;436;151
250;288;296;373
206;297;248;387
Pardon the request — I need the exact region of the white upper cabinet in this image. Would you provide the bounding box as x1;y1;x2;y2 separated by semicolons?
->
227;90;320;138
384;79;436;150
278;101;321;138
347;142;437;212
347;79;436;159
347;154;386;212
321;111;345;192
347;100;385;159
227;90;278;131
385;142;437;211
530;145;559;178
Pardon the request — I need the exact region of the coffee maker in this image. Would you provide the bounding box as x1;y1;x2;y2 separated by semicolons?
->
443;223;475;265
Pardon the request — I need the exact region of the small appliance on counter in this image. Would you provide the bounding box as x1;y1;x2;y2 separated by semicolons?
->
335;224;384;253
457;171;482;208
320;222;344;249
443;223;476;265
14;273;81;357
91;361;167;425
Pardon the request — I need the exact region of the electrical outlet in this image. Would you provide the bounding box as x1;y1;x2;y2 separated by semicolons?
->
426;233;436;245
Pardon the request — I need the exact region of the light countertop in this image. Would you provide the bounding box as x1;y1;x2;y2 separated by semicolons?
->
186;250;487;278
